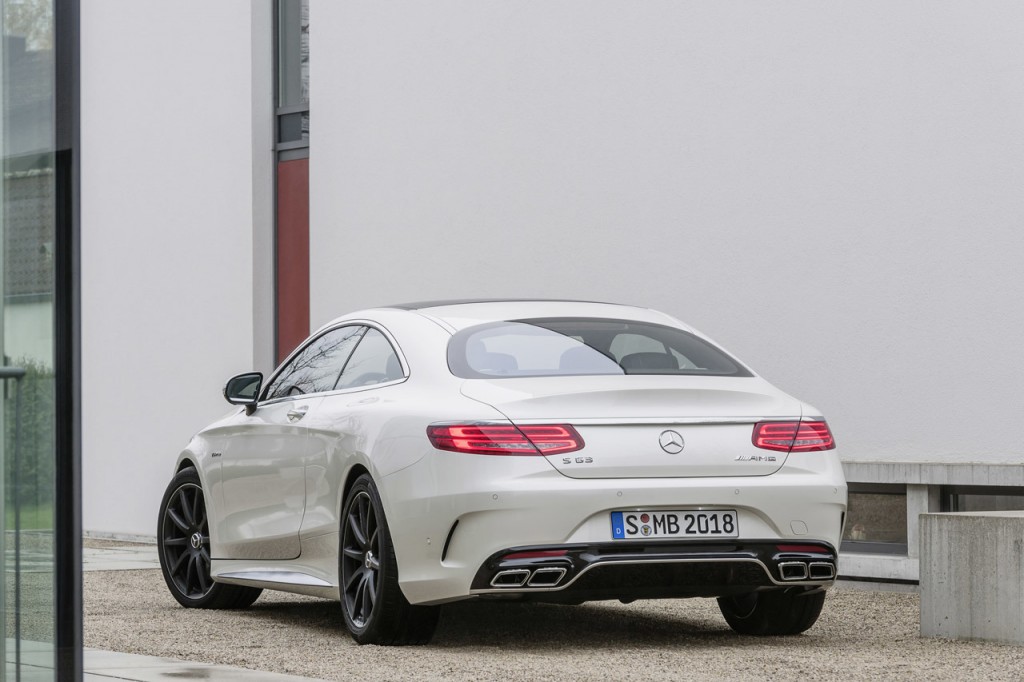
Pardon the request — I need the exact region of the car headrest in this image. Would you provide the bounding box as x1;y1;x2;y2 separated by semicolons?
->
619;352;679;371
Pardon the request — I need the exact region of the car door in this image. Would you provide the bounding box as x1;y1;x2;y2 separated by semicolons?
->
215;325;366;559
300;326;408;538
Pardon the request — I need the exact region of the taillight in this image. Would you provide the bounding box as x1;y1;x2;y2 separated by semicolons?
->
426;424;584;456
752;421;835;452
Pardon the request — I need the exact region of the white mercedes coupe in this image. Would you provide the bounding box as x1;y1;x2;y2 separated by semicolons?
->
158;300;847;645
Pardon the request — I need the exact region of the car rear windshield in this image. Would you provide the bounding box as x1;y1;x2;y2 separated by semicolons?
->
447;318;752;379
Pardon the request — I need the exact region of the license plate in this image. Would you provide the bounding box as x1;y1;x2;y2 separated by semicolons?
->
610;510;739;539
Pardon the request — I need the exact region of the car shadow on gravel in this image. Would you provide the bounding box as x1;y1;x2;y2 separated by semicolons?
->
236;596;347;631
165;582;836;653
431;600;823;651
234;596;825;651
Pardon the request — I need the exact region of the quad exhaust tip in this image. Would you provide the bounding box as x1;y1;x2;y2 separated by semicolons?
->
779;560;836;581
490;567;567;588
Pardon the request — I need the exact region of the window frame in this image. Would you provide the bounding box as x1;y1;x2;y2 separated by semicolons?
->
839;483;909;556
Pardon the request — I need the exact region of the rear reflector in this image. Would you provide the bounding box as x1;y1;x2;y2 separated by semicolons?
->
426;424;584;456
503;549;569;560
752;421;835;452
776;544;830;554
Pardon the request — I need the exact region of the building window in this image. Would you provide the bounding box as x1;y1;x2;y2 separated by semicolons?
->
2;0;57;672
276;0;308;147
274;0;310;362
841;483;908;555
942;486;1024;513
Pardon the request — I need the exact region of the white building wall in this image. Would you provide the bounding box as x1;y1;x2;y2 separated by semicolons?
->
311;2;1024;465
81;1;274;536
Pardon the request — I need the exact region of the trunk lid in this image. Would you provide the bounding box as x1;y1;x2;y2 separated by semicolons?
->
460;376;802;478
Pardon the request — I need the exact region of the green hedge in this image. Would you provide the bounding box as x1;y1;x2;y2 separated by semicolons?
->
4;359;55;522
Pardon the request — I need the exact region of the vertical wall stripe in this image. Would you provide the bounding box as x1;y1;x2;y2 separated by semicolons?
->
275;158;310;363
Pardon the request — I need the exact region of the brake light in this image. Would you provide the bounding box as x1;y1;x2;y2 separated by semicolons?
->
752;421;835;452
426;424;584;456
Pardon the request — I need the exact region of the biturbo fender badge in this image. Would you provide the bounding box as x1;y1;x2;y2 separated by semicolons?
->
658;430;685;454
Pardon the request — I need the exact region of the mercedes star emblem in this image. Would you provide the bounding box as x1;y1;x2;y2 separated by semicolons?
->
658;429;685;454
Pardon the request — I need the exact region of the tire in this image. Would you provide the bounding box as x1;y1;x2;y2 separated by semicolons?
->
718;588;826;636
157;467;262;609
339;474;440;645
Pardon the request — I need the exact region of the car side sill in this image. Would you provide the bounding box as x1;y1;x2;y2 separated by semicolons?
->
215;570;339;600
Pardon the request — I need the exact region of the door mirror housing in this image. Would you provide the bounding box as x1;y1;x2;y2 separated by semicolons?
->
224;372;263;413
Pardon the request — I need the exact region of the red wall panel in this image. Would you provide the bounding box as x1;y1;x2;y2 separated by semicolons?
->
276;158;310;363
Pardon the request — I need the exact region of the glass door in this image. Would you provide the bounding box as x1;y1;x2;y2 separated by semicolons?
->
1;0;57;679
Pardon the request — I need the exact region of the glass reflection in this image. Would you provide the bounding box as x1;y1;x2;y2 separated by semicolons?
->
843;492;907;544
277;0;309;109
265;326;364;399
2;0;57;678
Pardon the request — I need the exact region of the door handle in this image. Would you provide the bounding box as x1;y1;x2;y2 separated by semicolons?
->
287;406;309;422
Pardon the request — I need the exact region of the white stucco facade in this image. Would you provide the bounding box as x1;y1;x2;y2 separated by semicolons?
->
78;2;1024;538
80;1;274;536
310;2;1024;466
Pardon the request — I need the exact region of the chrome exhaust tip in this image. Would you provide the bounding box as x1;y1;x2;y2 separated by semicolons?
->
779;561;809;581
490;569;531;587
527;567;566;587
808;562;836;580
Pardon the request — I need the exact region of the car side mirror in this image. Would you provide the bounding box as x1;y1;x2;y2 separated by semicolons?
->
224;372;263;414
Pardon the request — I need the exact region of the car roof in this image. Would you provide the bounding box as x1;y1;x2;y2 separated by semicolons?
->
382;298;617;310
371;299;687;332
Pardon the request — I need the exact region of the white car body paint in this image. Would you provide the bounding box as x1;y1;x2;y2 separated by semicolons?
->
170;301;847;606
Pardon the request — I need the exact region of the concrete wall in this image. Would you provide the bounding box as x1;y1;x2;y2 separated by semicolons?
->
921;511;1024;643
310;1;1024;466
81;1;274;536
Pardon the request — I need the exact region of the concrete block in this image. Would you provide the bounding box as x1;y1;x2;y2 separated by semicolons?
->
920;511;1024;643
838;552;919;582
844;461;1024;487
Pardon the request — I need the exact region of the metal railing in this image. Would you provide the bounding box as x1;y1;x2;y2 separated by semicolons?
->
2;366;28;681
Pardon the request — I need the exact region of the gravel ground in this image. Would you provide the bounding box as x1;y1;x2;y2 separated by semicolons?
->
84;569;1024;681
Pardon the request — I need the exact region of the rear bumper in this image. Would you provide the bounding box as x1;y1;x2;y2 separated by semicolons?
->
470;540;837;603
382;450;846;604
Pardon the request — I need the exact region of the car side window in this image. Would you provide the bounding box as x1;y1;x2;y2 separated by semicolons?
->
264;325;365;400
335;328;404;390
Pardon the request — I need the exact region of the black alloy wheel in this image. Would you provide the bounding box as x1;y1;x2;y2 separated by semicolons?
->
339;474;440;645
157;467;262;609
341;488;380;628
718;587;826;635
